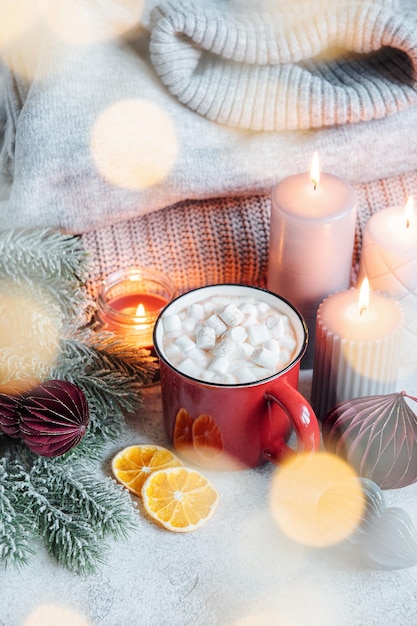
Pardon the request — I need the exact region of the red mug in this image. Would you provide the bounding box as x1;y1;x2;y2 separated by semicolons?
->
153;284;320;470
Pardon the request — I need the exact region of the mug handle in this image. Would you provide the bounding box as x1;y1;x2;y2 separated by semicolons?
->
262;378;320;464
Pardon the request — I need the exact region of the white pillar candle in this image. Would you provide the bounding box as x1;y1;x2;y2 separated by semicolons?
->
358;196;417;368
311;279;403;421
267;154;357;368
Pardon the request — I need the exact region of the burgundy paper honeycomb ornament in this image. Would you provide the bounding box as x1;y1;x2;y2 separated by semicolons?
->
0;379;90;458
0;392;22;438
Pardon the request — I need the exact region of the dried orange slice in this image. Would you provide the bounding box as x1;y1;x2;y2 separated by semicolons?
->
142;466;219;532
192;414;224;460
173;408;194;453
111;444;182;496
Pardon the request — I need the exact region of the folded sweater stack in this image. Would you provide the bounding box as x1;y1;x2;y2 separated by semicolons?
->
0;0;416;293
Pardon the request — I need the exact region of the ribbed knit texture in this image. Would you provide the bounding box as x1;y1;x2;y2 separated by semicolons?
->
82;168;417;296
0;0;417;235
150;0;417;130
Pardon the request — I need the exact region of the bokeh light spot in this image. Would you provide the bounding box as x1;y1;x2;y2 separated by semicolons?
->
269;451;364;547
91;99;178;190
233;611;280;626
0;282;60;384
0;2;47;81
0;0;39;49
23;604;92;626
37;0;145;47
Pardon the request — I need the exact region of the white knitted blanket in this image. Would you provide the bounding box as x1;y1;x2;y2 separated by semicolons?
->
0;0;416;233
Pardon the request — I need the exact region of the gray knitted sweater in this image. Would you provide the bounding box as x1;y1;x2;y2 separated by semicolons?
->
0;0;416;232
150;0;417;130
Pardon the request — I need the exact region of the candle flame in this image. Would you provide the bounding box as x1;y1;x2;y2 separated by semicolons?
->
310;152;320;191
358;278;370;316
404;195;414;229
135;303;146;318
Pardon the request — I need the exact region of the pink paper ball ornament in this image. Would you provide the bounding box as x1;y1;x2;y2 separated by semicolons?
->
322;391;417;489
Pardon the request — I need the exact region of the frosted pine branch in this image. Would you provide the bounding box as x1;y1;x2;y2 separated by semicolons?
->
0;460;36;567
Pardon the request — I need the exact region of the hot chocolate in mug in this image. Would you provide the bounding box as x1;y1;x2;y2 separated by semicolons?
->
153;284;320;470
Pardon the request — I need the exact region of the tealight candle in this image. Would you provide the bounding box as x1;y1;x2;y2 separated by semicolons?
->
267;154;357;368
311;278;403;420
96;267;176;348
358;196;417;368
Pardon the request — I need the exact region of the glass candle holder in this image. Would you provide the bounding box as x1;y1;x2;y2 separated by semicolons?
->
96;267;176;348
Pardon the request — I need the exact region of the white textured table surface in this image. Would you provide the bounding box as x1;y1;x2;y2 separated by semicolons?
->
2;369;417;626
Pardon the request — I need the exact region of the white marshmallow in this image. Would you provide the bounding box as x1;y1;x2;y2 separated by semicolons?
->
269;316;289;339
270;326;284;340
233;366;256;384
203;300;217;314
214;338;236;357
208;356;229;374
196;325;216;349
242;315;258;329
177;358;200;377
200;369;216;383
256;301;270;316
182;317;197;333
165;342;182;360
213;373;237;385
219;303;244;327
205;314;227;337
162;330;182;342
279;334;297;351
266;315;280;329
232;341;254;360
251;365;274;380
277;348;292;365
247;323;269;346
163;313;182;333
279;315;291;331
264;339;281;354
174;335;196;353
251;347;277;370
225;325;247;343
188;303;205;320
239;302;258;317
188;347;210;366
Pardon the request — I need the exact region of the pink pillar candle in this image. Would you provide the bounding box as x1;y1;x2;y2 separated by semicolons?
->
358;197;417;368
267;154;357;368
311;280;403;420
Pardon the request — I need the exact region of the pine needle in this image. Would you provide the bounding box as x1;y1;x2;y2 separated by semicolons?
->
0;228;157;573
24;458;139;575
0;459;36;567
0;228;92;325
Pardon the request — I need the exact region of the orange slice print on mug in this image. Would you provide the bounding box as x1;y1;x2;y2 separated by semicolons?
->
192;414;224;461
173;408;194;454
173;409;225;467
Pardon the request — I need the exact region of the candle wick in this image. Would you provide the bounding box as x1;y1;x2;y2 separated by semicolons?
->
311;179;317;192
406;218;410;229
359;306;367;316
